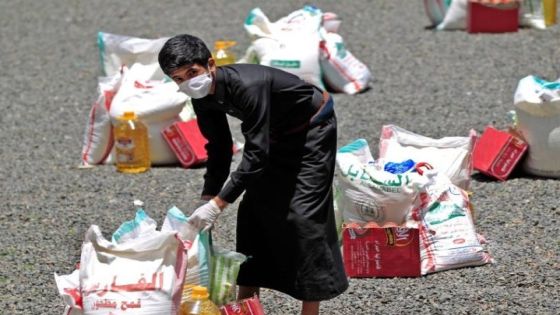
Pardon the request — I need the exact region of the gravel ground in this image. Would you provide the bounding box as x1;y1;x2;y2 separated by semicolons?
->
1;1;559;314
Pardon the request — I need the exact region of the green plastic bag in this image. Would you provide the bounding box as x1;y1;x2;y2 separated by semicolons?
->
209;247;247;306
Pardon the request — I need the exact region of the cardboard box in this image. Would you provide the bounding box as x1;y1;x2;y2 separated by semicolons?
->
468;0;520;33
472;126;528;180
162;119;208;168
342;223;420;278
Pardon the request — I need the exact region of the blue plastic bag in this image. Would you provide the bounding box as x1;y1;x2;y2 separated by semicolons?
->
384;159;416;174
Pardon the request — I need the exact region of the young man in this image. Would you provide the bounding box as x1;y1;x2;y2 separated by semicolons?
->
159;34;348;315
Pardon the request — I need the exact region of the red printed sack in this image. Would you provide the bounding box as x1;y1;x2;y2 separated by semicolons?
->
342;222;421;278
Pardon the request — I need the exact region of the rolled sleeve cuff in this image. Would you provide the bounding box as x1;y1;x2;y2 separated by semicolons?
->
217;180;245;204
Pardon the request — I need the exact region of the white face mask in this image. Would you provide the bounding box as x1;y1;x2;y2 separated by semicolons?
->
178;72;213;99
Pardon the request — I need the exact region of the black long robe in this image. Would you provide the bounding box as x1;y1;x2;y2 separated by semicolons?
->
192;64;348;301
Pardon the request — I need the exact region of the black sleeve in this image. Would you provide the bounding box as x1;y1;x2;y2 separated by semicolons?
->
218;85;270;203
192;102;233;198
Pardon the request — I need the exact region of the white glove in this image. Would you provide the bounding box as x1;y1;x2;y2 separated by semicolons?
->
188;199;222;232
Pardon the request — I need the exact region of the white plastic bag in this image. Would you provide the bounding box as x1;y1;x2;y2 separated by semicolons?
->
514;75;560;177
437;0;467;30
335;139;420;227
520;0;547;29
378;125;476;190
112;203;158;244
97;32;169;79
240;6;325;89
162;206;212;293
319;32;372;95
414;170;493;275
424;0;452;26
79;224;187;314
80;71;123;166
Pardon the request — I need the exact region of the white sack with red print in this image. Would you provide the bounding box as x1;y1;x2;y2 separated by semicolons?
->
109;63;189;165
78;225;187;315
414;170;493;275
319;32;372;95
97;32;169;80
80;71;123;166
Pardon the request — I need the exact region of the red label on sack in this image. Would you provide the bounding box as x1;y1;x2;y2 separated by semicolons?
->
385;227;416;247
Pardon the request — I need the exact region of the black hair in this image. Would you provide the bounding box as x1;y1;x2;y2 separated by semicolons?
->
158;34;211;76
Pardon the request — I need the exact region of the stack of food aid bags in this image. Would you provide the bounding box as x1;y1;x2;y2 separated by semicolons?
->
80;32;202;168
239;5;373;95
335;125;494;277
424;0;556;31
54;201;263;315
82;6;372;169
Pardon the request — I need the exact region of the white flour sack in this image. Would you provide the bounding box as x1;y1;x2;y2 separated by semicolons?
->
80;71;123;166
110;64;189;165
110;64;187;124
319;32;372;95
335;139;420;227
379;125;476;190
514;75;560;178
97;32;169;79
415;171;493;275
240;6;324;89
54;269;83;315
79;225;187;315
146;117;183;165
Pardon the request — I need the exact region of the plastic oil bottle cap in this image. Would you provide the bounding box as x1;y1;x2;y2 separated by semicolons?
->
119;111;137;121
214;40;237;50
191;286;210;299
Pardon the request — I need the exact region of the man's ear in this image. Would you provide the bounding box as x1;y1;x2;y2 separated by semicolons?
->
207;57;216;71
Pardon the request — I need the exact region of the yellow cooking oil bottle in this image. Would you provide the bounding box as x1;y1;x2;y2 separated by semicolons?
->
113;111;150;173
212;41;237;66
543;0;557;27
180;286;220;315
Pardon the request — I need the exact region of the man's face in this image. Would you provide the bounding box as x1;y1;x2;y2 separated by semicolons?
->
170;58;216;85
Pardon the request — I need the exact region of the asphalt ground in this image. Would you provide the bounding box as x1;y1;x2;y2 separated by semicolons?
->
0;1;559;314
